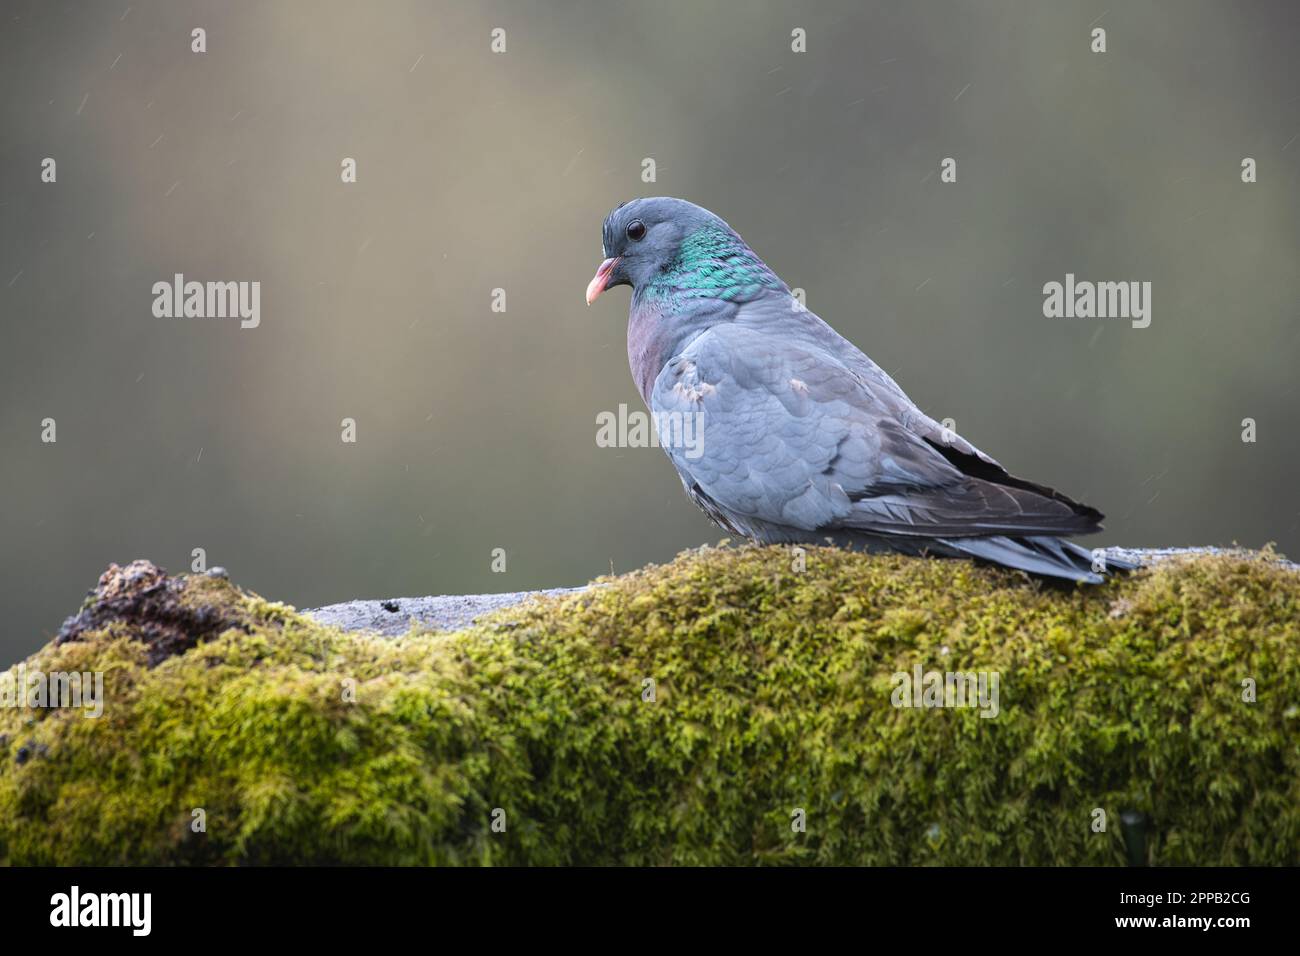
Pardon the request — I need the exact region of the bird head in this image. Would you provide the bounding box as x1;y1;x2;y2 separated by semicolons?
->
585;197;732;305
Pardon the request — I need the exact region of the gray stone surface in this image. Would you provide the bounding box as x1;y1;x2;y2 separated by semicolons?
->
304;586;588;636
302;547;1294;635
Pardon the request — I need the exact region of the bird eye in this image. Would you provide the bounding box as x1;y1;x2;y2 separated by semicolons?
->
626;219;647;241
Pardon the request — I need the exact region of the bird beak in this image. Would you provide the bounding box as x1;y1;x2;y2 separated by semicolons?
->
586;257;621;305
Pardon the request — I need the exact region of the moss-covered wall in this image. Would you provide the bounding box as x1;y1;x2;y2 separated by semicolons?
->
1;547;1296;865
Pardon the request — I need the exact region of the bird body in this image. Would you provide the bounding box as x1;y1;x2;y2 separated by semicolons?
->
587;197;1127;583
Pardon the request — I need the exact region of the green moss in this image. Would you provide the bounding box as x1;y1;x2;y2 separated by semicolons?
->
1;547;1297;865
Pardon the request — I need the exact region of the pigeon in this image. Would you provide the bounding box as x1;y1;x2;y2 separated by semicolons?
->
586;197;1130;583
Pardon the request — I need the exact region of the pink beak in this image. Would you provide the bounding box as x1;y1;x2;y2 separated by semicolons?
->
586;257;621;305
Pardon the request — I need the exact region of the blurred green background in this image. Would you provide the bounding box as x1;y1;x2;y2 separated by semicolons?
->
2;0;1298;660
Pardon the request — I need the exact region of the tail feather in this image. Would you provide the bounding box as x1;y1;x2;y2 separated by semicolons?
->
935;535;1133;584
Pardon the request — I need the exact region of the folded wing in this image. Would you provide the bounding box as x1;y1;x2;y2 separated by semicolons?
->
650;324;1101;540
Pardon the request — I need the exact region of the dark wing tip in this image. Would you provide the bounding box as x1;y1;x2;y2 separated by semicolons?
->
923;436;1104;529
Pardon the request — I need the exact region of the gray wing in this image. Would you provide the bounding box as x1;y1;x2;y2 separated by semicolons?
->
732;293;1006;468
649;324;1100;539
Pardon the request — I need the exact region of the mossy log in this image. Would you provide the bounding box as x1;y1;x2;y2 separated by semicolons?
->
1;546;1296;865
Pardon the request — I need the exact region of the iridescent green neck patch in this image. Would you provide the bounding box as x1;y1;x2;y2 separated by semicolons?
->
644;227;784;305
